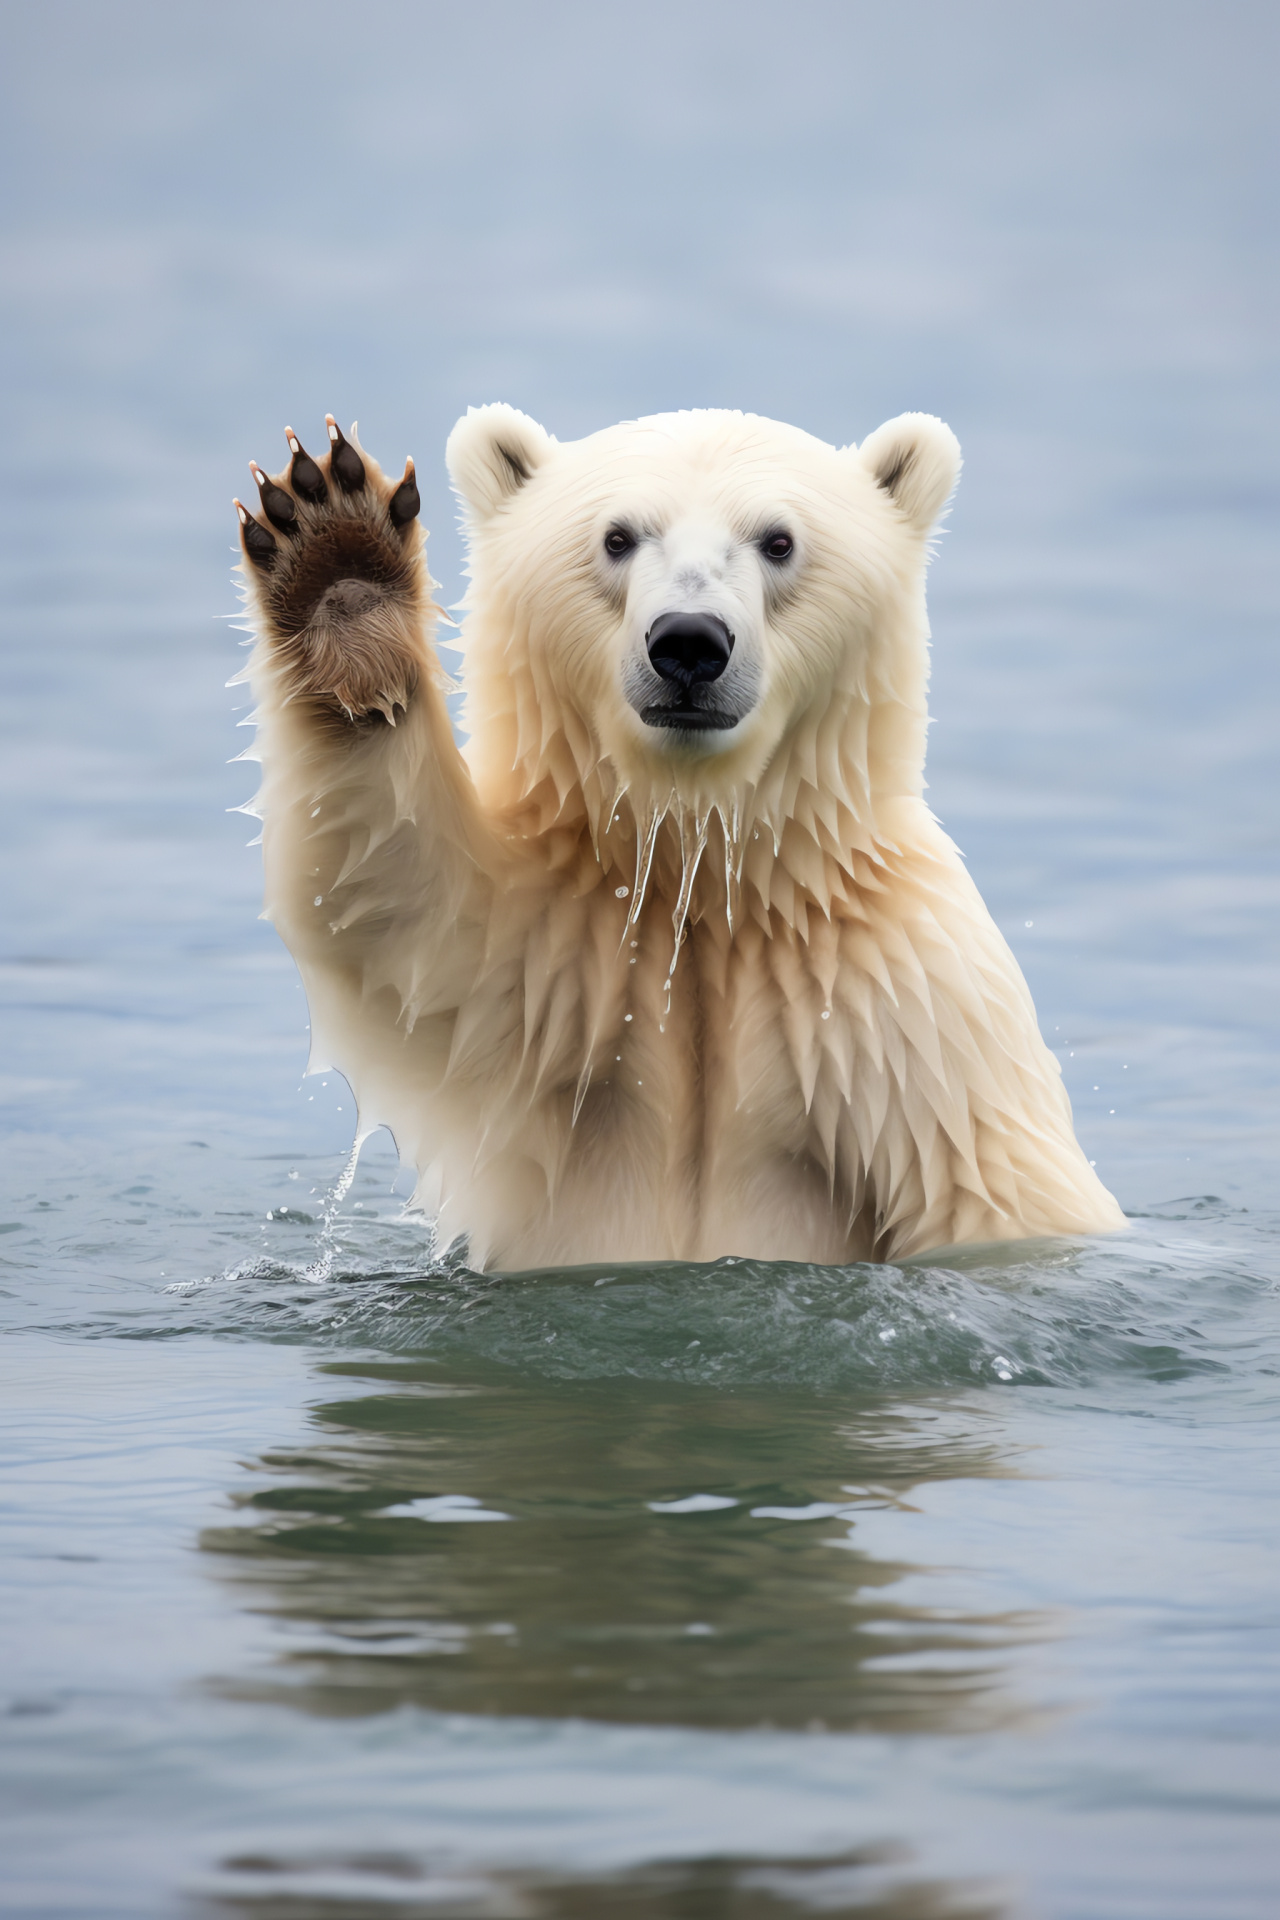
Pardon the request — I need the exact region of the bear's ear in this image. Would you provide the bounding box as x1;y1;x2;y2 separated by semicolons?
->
446;403;555;523
856;413;961;533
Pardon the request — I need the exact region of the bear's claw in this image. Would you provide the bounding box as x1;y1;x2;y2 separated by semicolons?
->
249;461;298;534
325;414;366;494
234;499;278;570
388;456;421;530
284;429;328;502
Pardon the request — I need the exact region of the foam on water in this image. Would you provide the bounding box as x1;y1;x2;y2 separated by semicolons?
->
141;1195;1278;1404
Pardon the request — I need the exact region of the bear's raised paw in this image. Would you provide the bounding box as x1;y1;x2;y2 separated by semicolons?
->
234;417;427;729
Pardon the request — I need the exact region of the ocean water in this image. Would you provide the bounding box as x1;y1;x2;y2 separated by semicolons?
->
2;4;1278;1916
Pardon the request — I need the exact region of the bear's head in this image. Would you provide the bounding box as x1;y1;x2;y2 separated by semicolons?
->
446;406;959;906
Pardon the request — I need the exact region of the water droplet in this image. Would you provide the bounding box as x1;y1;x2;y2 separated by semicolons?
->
615;885;630;898
821;1009;830;1020
1024;919;1033;928
313;895;323;906
624;1013;633;1022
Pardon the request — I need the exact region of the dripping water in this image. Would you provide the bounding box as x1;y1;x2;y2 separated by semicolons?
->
662;809;711;1014
625;803;666;940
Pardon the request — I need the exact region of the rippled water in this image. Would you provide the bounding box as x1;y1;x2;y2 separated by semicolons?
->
3;5;1279;1917
5;1148;1279;1917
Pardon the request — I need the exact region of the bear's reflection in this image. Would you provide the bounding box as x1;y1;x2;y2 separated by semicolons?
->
201;1847;1009;1920
201;1358;1048;1735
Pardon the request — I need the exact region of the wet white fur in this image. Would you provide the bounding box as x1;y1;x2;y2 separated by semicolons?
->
238;406;1125;1269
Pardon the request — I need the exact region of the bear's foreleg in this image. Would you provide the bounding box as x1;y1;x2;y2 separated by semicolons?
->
233;419;502;1060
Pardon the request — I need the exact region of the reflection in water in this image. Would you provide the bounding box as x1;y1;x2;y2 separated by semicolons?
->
202;1360;1048;1734
196;1846;1007;1919
194;1304;1046;1912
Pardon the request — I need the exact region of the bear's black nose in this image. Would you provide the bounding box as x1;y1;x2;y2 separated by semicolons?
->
646;611;734;689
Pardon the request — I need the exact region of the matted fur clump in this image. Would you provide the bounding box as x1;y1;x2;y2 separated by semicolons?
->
232;405;1124;1269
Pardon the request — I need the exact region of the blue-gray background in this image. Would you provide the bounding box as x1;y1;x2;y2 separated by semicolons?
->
3;0;1276;1207
2;9;1279;1918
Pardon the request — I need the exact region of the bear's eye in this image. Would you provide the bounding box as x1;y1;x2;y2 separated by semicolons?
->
760;530;794;563
603;526;636;559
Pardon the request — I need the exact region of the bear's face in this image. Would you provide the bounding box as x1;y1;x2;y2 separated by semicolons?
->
447;407;960;829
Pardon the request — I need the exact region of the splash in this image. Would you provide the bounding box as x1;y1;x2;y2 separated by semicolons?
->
150;1206;1276;1399
303;1134;365;1282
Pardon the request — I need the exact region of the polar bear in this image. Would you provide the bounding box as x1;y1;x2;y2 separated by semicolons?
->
232;404;1124;1269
